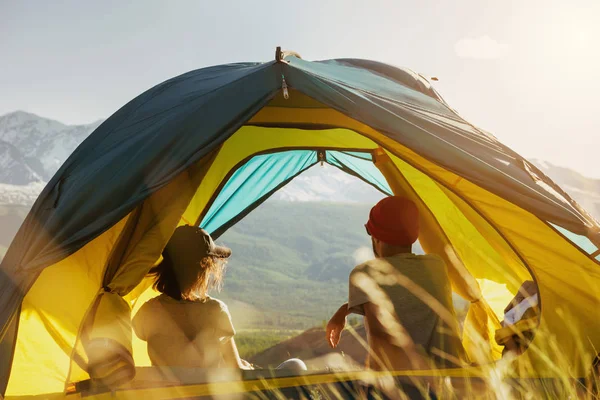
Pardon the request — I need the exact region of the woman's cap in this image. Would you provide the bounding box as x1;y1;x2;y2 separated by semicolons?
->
365;196;419;246
163;225;231;262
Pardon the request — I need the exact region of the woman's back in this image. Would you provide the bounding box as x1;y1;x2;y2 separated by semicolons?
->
133;294;235;368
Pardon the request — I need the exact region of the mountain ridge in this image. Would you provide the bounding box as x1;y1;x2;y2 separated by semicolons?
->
0;111;103;190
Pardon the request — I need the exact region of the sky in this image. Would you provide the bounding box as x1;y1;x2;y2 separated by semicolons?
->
1;0;599;177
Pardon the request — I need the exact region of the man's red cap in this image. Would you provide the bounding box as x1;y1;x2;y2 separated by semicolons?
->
366;197;419;246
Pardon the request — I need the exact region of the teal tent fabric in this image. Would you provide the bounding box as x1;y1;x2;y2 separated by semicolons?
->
327;151;392;196
550;223;598;255
201;150;391;239
201;150;317;237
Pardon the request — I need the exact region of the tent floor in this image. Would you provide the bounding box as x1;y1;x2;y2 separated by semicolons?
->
71;366;593;399
73;367;492;399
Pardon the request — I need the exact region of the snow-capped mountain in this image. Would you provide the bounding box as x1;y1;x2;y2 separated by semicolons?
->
0;111;102;204
274;164;385;204
0;111;103;179
0;140;44;185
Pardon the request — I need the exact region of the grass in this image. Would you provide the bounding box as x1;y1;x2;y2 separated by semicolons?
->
235;329;299;359
228;313;600;400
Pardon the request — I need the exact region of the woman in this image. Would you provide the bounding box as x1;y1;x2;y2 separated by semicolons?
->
133;225;305;371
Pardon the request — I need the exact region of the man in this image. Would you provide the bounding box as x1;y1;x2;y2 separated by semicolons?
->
326;196;465;371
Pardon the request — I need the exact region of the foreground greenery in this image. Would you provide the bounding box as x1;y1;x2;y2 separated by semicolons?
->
239;318;600;399
235;329;299;360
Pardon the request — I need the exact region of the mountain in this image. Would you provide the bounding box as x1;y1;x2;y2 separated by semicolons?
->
0;140;44;185
0;111;101;204
274;164;385;204
0;111;103;179
531;159;600;222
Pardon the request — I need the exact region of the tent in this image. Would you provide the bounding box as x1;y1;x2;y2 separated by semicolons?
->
2;48;600;398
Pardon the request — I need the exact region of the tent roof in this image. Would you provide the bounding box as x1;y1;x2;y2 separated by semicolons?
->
4;54;597;276
3;50;600;395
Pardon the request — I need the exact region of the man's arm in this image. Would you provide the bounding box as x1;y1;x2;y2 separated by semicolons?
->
327;266;371;347
326;303;349;348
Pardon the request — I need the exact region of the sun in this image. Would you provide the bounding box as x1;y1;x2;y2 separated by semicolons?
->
575;30;588;46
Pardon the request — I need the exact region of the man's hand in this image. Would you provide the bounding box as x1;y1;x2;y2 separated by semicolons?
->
326;315;345;348
326;303;348;348
240;359;254;370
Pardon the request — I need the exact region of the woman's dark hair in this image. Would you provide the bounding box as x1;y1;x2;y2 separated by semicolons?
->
148;254;183;300
148;253;227;301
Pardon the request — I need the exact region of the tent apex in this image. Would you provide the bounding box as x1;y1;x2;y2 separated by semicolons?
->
275;46;302;62
275;46;282;61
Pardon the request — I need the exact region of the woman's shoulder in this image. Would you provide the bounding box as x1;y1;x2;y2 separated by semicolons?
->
204;296;230;312
185;297;231;322
133;295;163;326
134;294;164;316
142;294;230;314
